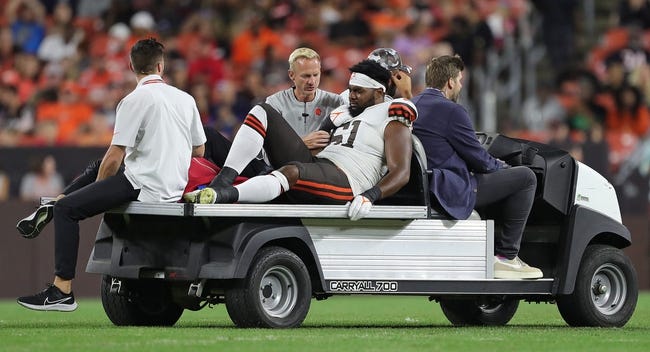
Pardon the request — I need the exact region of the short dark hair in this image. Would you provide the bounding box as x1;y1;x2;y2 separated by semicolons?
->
130;38;164;74
349;59;391;90
425;55;464;89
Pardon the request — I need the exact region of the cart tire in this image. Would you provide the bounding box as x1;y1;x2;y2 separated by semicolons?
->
439;297;519;326
557;244;638;327
100;275;183;326
225;246;312;328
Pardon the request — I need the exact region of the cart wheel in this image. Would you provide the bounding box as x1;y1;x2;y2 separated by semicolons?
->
100;275;183;326
557;244;638;327
225;246;312;328
439;296;519;326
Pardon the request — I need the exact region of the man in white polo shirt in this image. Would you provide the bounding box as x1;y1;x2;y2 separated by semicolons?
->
16;38;207;312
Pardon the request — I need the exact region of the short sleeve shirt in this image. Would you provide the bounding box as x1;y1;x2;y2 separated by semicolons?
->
112;75;206;202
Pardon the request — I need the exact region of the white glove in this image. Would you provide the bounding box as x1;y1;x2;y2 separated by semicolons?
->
348;195;372;221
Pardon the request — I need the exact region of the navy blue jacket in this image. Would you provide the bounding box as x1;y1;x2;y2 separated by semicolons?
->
412;88;501;219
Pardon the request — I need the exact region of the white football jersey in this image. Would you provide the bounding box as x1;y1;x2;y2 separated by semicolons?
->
316;98;417;194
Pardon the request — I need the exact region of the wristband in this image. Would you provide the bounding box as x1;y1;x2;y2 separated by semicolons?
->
361;186;381;203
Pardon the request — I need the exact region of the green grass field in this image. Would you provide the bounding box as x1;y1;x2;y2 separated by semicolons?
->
1;293;648;352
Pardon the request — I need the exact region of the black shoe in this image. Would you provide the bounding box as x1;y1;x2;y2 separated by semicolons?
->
17;201;55;239
17;284;78;312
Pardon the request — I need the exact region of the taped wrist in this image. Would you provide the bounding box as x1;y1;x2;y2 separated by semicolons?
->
361;186;381;203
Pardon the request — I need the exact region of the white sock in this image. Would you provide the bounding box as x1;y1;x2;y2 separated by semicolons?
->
235;174;284;203
224;105;268;173
270;170;290;191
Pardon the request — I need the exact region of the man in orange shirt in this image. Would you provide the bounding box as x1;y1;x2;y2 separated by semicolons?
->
35;81;93;144
230;14;284;81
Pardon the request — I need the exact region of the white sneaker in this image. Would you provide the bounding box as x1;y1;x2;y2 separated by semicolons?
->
494;256;543;279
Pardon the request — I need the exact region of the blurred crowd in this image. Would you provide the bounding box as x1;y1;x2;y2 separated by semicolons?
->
1;0;650;201
0;0;531;147
513;0;650;181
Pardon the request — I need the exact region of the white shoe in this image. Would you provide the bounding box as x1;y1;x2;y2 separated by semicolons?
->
494;256;543;279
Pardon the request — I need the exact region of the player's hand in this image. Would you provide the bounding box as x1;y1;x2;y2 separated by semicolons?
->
303;131;330;150
348;195;373;221
391;70;413;99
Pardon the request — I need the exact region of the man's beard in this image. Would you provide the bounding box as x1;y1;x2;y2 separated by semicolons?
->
349;105;366;117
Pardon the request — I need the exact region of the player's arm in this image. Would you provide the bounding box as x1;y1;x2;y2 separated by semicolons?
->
96;145;126;181
192;144;205;157
348;121;411;221
375;120;412;199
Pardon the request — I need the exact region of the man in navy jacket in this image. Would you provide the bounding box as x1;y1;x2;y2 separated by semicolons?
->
412;55;542;279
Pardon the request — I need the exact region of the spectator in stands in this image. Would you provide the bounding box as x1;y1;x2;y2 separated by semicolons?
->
19;154;64;201
186;38;225;90
12;51;40;105
442;14;494;68
328;3;372;48
602;55;629;95
0;82;33;135
36;1;85;64
209;79;252;139
368;4;413;46
532;0;579;70
391;15;435;90
126;11;158;49
558;72;607;136
601;25;650;106
0;26;16;72
607;84;650;137
520;80;566;134
616;0;650;29
582;121;611;180
230;13;285;82
190;82;211;125
71;112;114;147
35;80;94;144
5;0;46;55
605;25;650;76
548;120;578;153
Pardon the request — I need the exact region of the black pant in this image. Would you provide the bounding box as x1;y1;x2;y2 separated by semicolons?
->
62;159;104;195
54;172;139;279
475;166;537;259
